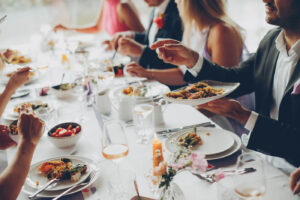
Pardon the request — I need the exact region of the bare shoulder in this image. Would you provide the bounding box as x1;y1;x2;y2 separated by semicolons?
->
117;2;134;14
210;23;240;42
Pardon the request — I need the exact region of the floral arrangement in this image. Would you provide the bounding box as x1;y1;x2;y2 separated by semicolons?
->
152;150;224;199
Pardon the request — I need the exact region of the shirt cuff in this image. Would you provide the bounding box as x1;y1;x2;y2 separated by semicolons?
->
180;55;204;77
244;111;259;131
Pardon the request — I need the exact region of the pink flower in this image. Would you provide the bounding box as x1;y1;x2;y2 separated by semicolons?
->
189;153;208;173
169;158;186;170
153;161;167;176
213;169;225;182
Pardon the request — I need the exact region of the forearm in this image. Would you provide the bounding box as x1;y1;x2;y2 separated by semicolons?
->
0;141;36;200
74;25;101;34
0;86;15;118
147;68;186;86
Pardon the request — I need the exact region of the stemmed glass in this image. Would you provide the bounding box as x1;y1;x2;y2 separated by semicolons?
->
101;120;130;199
233;152;266;200
102;120;129;163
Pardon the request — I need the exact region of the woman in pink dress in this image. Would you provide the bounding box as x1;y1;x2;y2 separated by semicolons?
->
54;0;145;35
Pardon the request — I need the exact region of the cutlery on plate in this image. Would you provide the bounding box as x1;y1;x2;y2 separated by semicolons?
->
111;50;117;63
157;122;215;136
0;15;7;24
193;167;256;183
28;178;59;199
134;179;141;200
52;172;95;200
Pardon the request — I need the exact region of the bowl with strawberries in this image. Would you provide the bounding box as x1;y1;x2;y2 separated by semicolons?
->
47;122;82;148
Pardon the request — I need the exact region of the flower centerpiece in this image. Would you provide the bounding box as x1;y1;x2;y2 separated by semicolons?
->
152;147;224;200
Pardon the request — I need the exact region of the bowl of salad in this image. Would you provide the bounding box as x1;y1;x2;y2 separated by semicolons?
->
47;122;82;148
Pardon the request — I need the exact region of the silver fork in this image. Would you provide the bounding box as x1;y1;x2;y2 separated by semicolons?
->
52;172;95;200
29;178;59;199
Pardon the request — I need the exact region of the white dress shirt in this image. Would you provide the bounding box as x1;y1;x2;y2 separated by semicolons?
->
148;0;170;46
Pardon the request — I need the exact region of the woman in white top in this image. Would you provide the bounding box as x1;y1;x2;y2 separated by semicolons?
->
126;0;255;135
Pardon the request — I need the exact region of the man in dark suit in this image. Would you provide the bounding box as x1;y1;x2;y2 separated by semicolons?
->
104;0;182;70
151;0;300;168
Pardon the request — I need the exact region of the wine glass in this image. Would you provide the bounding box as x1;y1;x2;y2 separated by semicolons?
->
102;120;129;163
132;103;154;144
233;152;266;200
101;120;130;199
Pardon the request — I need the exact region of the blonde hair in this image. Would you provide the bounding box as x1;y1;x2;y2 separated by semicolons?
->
180;0;242;45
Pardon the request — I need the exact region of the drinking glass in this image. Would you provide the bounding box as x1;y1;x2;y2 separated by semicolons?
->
233;152;266;200
102;120;129;163
132;103;154;144
101;120;130;199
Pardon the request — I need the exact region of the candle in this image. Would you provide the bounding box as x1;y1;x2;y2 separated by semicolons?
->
153;138;164;167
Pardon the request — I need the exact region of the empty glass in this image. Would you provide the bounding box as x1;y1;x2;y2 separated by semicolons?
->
233;153;266;200
132;103;154;144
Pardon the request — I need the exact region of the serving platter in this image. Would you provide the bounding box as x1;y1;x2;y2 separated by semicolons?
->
163;80;240;106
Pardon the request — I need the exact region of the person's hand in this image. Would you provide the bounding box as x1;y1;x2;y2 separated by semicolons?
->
151;39;199;68
54;24;68;32
126;62;150;78
290;167;300;194
0;125;17;150
110;31;134;50
17;113;44;146
118;38;143;57
196;98;251;125
6;67;31;93
102;40;114;51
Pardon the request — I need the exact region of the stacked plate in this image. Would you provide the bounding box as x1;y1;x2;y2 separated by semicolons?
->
165;127;241;160
22;156;98;198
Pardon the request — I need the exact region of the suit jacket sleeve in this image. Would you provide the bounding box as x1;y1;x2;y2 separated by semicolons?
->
183;53;256;98
134;33;147;44
247;112;300;167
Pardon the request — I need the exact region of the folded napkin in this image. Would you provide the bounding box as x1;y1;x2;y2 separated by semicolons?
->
292;79;300;94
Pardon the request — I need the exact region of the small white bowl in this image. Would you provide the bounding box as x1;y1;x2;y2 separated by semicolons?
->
51;84;75;99
47;122;82;148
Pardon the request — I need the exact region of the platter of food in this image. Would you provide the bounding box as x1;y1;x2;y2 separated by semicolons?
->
26;157;91;191
4;100;52;121
0;49;31;64
22;156;97;198
111;81;170;102
165;127;235;156
163;80;240;106
51;83;77;99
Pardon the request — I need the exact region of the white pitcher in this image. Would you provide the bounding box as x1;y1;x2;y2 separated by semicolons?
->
95;89;111;115
153;99;167;126
112;96;134;122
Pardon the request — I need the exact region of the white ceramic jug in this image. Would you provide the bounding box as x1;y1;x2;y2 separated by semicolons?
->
153;99;167;126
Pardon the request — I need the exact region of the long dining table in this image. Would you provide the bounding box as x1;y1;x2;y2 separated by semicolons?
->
0;33;298;200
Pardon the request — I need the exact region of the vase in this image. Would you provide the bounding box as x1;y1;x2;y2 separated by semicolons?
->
158;182;185;200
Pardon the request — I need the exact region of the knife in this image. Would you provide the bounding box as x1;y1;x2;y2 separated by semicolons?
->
156;122;215;136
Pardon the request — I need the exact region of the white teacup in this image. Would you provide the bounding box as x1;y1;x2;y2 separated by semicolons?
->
95;89;111;115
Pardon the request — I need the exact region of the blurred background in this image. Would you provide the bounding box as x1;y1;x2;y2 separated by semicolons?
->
0;0;273;52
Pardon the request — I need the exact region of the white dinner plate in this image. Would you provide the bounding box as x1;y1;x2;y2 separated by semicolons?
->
0;66;39;85
25;156;92;191
163;80;240;106
205;131;241;160
110;81;170;101
6;100;54;118
22;156;98;198
165;127;235;156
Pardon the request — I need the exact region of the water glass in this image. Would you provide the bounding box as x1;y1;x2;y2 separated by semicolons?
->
233;152;266;200
132;103;154;144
